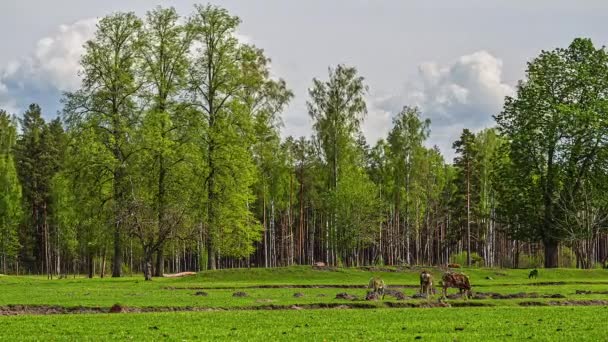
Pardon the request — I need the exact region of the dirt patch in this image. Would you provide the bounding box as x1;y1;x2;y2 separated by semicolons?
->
0;300;499;316
293;292;304;298
335;292;358;300
0;305;107;316
473;292;565;300
233;292;248;297
194;291;208;296
575;290;608;295
385;289;408;300
365;292;380;301
411;293;429;299
519;300;608;307
548;300;608;306
519;301;548;307
164;284;419;290
109;304;125;313
528;281;608;286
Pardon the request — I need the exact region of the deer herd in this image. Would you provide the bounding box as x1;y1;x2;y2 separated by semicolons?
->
368;269;474;301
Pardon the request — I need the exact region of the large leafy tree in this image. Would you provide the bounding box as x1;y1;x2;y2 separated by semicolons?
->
63;13;143;277
307;64;368;265
387;106;430;264
189;5;290;269
138;6;197;277
495;38;608;267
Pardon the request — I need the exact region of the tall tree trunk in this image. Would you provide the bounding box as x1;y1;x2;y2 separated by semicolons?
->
544;240;559;268
100;247;107;278
466;159;471;267
144;251;153;281
155;247;164;277
112;221;122;277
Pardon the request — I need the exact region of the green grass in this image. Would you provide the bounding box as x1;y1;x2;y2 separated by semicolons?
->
1;306;607;341
0;266;607;340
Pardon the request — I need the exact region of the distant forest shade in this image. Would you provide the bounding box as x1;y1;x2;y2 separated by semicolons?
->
0;5;607;280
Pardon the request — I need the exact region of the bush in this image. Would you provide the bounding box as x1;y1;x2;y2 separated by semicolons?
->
559;247;576;268
518;254;543;269
450;252;484;267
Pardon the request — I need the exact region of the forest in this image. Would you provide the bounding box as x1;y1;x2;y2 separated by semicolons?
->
1;4;607;280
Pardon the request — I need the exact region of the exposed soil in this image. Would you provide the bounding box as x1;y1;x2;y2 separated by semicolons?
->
164;284;419;290
472;292;566;300
575;290;608;295
365;292;380;301
335;292;358;300
3;298;606;316
293;292;304;298
519;300;608;307
194;291;208;296
232;292;248;297
385;289;408;300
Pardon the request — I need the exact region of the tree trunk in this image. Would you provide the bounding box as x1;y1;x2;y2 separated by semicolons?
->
144;255;153;281
207;236;216;270
112;222;122;277
87;252;94;279
154;246;164;277
544;240;559;268
100;247;107;278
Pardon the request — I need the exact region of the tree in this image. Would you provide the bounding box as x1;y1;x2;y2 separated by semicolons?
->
452;129;478;267
0;111;22;273
63;13;143;277
495;38;608;267
189;5;287;269
139;6;197;277
307;64;368;265
387;106;430;264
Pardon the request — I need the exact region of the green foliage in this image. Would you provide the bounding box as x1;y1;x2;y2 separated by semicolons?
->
450;252;484;267
496;38;608;267
517;254;544;269
0;111;22;268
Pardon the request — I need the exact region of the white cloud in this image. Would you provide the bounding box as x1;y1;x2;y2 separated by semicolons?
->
0;18;97;115
374;50;514;161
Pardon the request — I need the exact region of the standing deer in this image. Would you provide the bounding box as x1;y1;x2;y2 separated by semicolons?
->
368;277;386;300
441;272;472;300
420;270;434;297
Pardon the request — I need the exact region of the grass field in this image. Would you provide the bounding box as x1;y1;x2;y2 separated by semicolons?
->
1;266;607;341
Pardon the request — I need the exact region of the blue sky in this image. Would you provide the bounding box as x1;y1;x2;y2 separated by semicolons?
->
1;0;608;160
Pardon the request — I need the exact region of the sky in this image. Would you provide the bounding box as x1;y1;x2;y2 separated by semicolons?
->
1;1;608;160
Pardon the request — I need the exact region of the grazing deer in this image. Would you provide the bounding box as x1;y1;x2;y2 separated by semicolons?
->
420;271;434;297
441;272;472;300
368;277;386;300
528;269;538;279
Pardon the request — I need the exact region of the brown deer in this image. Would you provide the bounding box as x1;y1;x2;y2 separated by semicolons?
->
419;271;434;297
441;272;472;300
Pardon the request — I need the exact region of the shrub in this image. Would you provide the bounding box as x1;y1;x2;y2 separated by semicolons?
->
518;254;543;269
450;252;484;267
559;247;576;268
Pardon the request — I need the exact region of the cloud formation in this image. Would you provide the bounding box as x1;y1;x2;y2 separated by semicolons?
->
373;50;514;161
0;18;97;115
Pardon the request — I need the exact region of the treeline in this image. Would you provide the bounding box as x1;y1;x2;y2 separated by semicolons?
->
1;5;607;279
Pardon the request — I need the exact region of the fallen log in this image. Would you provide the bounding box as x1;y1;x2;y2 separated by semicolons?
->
163;272;197;278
